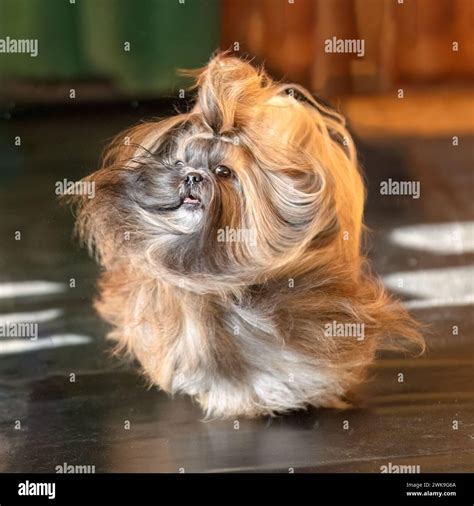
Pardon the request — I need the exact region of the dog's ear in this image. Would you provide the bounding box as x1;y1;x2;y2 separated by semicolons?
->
58;169;109;265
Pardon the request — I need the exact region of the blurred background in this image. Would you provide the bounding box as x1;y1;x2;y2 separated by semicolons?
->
0;0;472;473
1;0;473;98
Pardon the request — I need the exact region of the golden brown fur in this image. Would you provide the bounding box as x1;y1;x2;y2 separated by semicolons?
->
64;54;424;418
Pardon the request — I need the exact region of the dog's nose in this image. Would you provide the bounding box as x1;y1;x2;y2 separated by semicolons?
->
184;172;203;185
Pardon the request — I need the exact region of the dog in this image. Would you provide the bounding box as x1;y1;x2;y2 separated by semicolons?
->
64;54;424;418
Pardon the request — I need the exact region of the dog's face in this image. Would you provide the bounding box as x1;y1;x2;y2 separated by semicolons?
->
70;56;364;287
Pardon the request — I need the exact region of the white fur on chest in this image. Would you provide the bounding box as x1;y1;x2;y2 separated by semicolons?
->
168;306;345;417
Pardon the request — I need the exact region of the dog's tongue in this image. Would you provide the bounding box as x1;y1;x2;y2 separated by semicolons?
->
184;196;200;204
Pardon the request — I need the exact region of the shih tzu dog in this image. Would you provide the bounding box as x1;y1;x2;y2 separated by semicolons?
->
65;54;424;418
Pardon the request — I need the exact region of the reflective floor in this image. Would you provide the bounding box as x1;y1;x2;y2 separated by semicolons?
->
0;96;473;472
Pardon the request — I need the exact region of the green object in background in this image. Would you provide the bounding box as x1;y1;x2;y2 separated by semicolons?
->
0;0;220;94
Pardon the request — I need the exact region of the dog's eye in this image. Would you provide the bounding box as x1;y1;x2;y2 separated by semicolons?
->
214;165;232;178
174;160;185;168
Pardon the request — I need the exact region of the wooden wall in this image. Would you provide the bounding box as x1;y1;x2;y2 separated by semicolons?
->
221;0;474;94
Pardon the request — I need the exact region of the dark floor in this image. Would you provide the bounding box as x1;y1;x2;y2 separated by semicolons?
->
0;101;473;473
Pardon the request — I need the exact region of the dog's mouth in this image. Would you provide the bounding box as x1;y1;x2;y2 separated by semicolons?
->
142;190;203;213
182;193;201;207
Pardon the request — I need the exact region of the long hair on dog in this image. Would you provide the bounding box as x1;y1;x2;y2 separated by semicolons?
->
65;54;424;418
